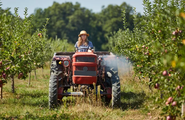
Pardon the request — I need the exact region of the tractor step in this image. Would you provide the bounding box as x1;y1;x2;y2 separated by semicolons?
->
61;92;84;96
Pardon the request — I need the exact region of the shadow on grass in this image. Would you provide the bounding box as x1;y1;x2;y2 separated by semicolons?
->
0;112;70;120
19;91;48;98
120;91;146;110
12;91;49;108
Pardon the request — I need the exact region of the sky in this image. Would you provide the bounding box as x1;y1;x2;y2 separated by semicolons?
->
1;0;145;18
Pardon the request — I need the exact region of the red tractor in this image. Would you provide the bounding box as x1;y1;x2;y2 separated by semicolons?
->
49;51;121;108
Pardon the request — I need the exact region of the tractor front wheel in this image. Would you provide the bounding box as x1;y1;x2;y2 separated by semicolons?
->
49;71;63;109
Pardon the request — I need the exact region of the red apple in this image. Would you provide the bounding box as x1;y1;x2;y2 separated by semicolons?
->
167;116;171;120
176;85;181;90
166;101;169;105
172;31;176;35
6;67;10;70
172;101;177;106
144;52;149;55
167;97;173;103
18;73;23;79
172;30;178;36
154;83;159;89
2;73;6;79
167;116;176;120
38;33;42;37
163;71;168;76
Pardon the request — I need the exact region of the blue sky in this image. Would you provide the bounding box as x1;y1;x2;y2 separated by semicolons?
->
1;0;145;18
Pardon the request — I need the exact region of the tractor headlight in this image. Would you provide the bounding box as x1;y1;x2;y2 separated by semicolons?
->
63;61;69;67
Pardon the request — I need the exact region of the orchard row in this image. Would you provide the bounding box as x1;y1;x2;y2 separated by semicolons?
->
108;0;185;119
0;7;52;92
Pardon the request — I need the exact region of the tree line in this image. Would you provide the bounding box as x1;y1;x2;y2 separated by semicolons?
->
30;2;141;51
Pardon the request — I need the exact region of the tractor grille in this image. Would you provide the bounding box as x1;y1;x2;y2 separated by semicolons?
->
74;66;96;76
76;57;95;62
76;66;95;71
74;71;96;76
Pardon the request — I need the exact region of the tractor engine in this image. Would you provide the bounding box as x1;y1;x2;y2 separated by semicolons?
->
72;52;97;84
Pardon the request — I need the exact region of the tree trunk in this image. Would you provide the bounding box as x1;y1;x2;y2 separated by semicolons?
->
1;86;2;99
34;69;37;80
11;75;15;93
42;67;43;76
182;102;185;118
28;72;31;86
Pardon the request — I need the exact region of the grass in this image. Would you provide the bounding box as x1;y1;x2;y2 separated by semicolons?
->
0;68;160;120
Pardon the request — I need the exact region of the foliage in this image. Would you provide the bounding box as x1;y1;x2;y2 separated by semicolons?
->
108;0;185;118
0;1;82;92
49;37;75;53
30;2;138;51
0;6;51;81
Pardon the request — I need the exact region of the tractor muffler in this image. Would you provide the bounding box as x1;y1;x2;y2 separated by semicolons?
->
61;92;84;96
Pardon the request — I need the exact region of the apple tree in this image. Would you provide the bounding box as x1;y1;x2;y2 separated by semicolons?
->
0;6;51;92
108;0;185;119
